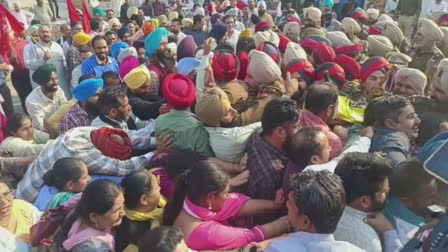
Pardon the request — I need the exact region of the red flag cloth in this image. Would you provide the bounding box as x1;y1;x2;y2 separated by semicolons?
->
0;3;25;64
90;128;133;160
81;0;92;34
67;0;81;22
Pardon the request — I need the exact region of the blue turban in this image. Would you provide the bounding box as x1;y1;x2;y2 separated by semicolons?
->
117;27;131;40
111;42;129;59
209;23;228;43
93;8;105;17
145;27;168;58
177;57;201;76
73;78;104;102
418;131;448;162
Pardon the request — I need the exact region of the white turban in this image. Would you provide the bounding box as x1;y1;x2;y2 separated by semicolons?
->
283;22;301;39
108;18;121;28
341;17;361;39
117;47;138;64
283;42;307;66
437;58;448;94
418;18;444;42
248;50;282;84
367;35;394;57
327;31;352;48
382;21;404;46
367;8;380;20
127;6;138;19
394;68;427;95
303;7;322;23
257;0;267;9
253;30;280;47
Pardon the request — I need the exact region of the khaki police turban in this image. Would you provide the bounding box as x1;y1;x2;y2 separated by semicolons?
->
327;31;352;48
367;35;394;57
341;17;361;39
248;50;282;85
367;8;380;21
437;58;448;94
418;18;444;42
283;42;307;66
196;87;231;127
382;21;405;47
378;14;394;22
386;51;412;66
303;7;322;23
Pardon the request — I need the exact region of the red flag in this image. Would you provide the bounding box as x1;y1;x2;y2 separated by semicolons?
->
0;3;25;63
67;0;81;22
81;0;92;34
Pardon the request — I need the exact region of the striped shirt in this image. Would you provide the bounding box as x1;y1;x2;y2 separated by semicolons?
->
16;127;154;202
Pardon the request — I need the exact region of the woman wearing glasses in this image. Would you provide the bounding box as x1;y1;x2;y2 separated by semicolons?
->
0;179;42;243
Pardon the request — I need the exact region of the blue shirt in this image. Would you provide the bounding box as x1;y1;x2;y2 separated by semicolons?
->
185;28;208;47
81;55;119;78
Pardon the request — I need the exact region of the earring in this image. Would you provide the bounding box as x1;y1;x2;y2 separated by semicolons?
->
208;202;212;210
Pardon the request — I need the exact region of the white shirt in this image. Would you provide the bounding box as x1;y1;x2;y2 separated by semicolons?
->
175;31;187;44
303;136;371;173
334;206;382;252
206;122;261;162
265;232;365;252
25;86;67;132
227;30;241;52
426;1;448;17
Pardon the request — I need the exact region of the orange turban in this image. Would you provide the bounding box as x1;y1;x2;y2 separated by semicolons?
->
143;20;156;36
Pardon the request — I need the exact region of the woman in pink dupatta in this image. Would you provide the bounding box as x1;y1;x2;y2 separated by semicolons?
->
163;160;289;251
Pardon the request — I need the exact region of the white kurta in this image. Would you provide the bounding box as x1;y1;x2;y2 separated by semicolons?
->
24;41;72;99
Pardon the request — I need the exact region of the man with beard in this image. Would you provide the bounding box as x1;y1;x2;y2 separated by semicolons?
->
25;64;67;132
245;98;300;223
334;152;393;252
257;1;275;27
170;19;187;44
25;24;70;99
123;65;165;120
81;35;119;78
59;78;104;134
91;85;149;132
409;18;445;73
369;95;421;168
145;28;176;86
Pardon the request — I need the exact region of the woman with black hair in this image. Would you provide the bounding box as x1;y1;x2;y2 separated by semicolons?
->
1;113;52;157
34;157;91;211
58;180;125;252
115;170;165;251
163;160;288;251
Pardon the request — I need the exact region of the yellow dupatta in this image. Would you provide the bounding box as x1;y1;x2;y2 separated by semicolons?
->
124;196;167;229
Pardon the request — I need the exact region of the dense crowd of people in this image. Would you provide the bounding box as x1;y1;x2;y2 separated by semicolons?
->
1;0;448;251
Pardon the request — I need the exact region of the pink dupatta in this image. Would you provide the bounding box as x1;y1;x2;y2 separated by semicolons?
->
300;109;343;159
184;193;267;250
62;219;115;251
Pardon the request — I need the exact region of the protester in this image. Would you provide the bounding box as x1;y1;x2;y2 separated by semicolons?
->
60;78;103;134
2;1;448;251
25;64;68;132
2;113;51;157
369;95;421;167
25;25;71;99
34;157;90;210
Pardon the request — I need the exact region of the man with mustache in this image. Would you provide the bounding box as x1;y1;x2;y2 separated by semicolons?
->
81;35;119;79
25;25;71;99
369;95;422;168
257;1;274;27
25;64;67;132
145;28;176;89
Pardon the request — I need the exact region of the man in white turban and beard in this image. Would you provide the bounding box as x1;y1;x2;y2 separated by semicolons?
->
392;68;427;97
409;18;445;72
